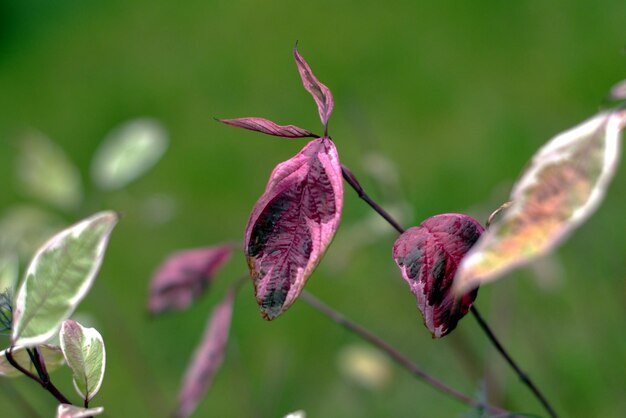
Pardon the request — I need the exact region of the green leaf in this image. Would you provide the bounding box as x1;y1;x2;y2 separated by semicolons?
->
0;254;18;293
12;211;118;346
60;320;106;401
56;404;104;418
91;118;168;190
0;345;64;377
15;131;83;210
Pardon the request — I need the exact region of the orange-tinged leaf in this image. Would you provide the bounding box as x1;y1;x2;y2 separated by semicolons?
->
455;109;626;294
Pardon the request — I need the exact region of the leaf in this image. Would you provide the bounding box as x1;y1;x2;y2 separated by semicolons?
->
91;118;168;190
245;137;343;320
0;345;65;377
294;46;334;128
12;211;119;346
56;404;104;418
60;320;106;401
149;244;233;314
0;254;18;293
455;110;626;294
218;117;317;139
284;411;307;418
608;79;626;101
176;290;234;418
15;131;83;210
393;214;483;338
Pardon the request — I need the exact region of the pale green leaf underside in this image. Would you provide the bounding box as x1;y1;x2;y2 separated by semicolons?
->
12;211;118;346
56;404;104;418
0;344;64;377
91;118;168;190
16;131;83;210
60;320;106;401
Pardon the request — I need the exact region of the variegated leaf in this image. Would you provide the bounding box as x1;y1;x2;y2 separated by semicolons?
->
245;137;343;319
294;46;334;129
60;320;106;401
12;212;118;346
176;290;234;418
218;117;316;139
393;214;483;337
56;404;104;418
0;345;65;377
149;245;233;314
455;110;626;294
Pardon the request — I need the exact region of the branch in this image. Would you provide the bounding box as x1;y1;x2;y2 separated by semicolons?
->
340;163;558;417
471;306;558;418
300;291;509;415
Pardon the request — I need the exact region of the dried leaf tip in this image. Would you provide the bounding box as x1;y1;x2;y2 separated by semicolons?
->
293;45;335;131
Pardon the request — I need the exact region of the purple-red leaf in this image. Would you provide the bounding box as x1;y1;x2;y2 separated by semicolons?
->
293;46;334;129
176;290;234;418
148;245;233;314
218;117;317;139
392;214;483;338
245;137;343;320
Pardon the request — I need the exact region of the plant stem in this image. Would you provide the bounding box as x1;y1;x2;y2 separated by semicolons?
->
341;165;405;234
341;163;557;417
300;291;509;415
470;306;558;418
5;347;72;405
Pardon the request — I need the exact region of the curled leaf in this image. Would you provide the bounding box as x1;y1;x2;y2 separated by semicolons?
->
12;211;118;346
0;345;65;377
245;137;343;320
15;131;83;210
218;117;317;139
455;110;626;294
294;46;334;128
393;214;483;338
56;404;104;418
91;118;168;190
60;320;106;402
176;290;234;418
149;245;233;314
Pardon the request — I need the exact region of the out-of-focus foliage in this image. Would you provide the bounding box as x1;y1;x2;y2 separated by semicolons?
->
0;1;624;417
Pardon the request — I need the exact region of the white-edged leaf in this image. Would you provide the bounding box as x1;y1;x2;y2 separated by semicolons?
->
60;320;106;401
56;404;104;418
15;131;82;209
91;118;168;190
176;290;234;418
455;109;626;294
12;211;119;346
284;411;306;418
0;345;64;377
0;254;18;292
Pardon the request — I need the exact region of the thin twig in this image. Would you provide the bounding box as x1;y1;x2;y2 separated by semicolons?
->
471;306;558;418
300;291;509;415
4;347;72;405
340;163;557;417
341;164;405;234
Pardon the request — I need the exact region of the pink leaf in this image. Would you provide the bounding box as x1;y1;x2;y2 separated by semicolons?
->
245;137;343;320
392;214;483;338
217;117;317;139
148;245;233;314
176;290;234;418
293;46;334;129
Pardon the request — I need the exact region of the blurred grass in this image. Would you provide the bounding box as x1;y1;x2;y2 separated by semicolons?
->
1;0;625;417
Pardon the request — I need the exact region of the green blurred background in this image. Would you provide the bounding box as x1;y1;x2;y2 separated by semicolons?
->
1;1;625;417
